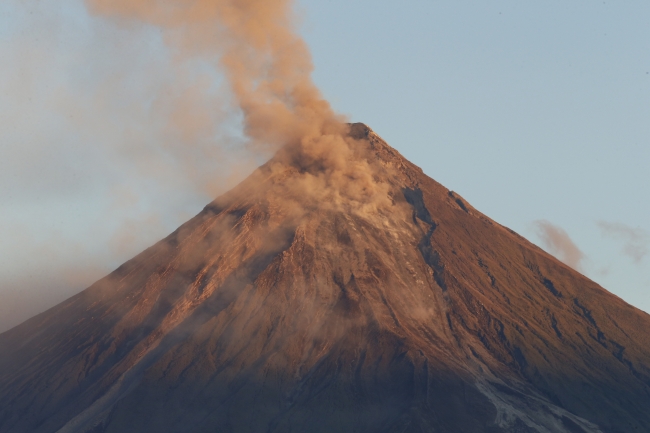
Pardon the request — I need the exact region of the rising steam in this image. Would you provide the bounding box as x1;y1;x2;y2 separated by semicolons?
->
86;0;342;155
85;0;390;214
534;220;585;272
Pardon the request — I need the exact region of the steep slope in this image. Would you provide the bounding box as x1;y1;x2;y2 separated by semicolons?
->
1;124;649;433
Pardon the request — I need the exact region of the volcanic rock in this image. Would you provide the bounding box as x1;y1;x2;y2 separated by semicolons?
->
1;124;649;433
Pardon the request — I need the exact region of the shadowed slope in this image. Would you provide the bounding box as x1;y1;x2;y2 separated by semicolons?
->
1;124;649;433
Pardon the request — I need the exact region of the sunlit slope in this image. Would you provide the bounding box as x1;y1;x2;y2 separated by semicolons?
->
1;124;649;433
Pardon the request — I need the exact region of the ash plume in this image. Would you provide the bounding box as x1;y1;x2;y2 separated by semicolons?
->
86;0;339;164
598;221;649;264
0;0;390;334
533;220;585;272
85;0;390;215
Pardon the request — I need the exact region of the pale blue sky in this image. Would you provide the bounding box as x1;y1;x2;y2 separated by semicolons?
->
300;0;650;308
0;0;648;332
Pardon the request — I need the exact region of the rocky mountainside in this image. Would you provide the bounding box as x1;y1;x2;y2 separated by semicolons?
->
1;124;649;433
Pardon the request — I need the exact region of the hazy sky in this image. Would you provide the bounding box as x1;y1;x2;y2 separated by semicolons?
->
1;0;648;332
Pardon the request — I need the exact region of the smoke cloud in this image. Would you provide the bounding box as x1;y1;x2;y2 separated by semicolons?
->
84;0;392;214
533;220;585;272
598;221;649;264
0;0;390;332
85;0;342;154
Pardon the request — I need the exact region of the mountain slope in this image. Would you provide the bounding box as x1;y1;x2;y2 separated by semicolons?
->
1;124;649;433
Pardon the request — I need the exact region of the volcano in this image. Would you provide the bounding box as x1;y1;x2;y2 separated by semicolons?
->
1;124;649;433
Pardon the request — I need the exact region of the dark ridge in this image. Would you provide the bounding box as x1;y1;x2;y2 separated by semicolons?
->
477;258;497;287
512;346;528;370
403;188;446;291
348;122;371;140
542;278;563;298
551;314;563;339
573;299;607;347
608;340;649;386
449;191;469;213
403;188;436;227
526;261;564;299
610;340;626;362
419;231;446;291
573;299;597;328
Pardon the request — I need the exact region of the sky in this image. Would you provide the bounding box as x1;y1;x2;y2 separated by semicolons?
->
0;0;648;332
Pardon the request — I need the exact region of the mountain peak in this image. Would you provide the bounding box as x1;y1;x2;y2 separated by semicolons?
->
348;122;371;140
1;127;650;433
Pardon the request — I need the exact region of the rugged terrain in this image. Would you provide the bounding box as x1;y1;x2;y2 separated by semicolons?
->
1;124;649;433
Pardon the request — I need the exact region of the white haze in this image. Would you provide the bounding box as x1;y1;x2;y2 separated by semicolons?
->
0;0;264;332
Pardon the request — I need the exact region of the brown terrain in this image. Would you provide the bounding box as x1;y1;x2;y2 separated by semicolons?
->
1;124;649;433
